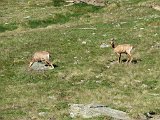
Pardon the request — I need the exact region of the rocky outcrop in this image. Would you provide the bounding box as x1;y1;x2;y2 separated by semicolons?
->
66;0;105;6
69;103;131;119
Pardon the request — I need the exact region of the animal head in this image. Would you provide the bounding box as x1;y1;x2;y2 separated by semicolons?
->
110;37;114;42
110;38;115;48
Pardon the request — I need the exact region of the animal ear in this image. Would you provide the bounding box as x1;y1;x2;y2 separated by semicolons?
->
111;38;115;41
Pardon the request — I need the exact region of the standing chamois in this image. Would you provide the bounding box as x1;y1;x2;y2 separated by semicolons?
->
110;38;134;63
29;51;54;68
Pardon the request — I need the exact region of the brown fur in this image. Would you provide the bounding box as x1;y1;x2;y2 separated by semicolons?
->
110;38;134;63
29;51;54;68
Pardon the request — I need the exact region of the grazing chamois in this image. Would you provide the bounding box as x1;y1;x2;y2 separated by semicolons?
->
110;38;134;63
29;51;54;68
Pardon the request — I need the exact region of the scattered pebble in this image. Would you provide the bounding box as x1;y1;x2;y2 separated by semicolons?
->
95;73;103;78
100;43;110;48
115;23;120;27
76;80;85;85
24;16;31;19
106;65;110;68
38;112;47;116
149;93;159;96
142;84;148;88
48;96;57;100
102;34;107;37
82;41;87;44
138;34;142;37
74;60;79;64
120;22;127;24
154;33;158;36
152;5;160;11
96;81;101;83
86;50;90;53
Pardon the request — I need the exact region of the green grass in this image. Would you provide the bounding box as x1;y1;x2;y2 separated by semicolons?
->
28;13;70;28
52;0;65;7
0;23;18;32
0;0;160;120
1;2;103;30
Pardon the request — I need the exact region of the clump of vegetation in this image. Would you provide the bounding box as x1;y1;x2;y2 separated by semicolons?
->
71;2;102;13
28;3;102;28
52;0;65;6
28;13;70;28
0;23;17;32
0;2;103;31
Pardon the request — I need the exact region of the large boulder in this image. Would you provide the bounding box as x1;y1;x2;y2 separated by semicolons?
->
66;0;105;6
69;103;131;120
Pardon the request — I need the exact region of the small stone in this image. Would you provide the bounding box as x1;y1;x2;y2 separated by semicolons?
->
82;41;87;44
38;112;47;116
102;34;107;37
106;66;110;68
48;96;57;100
24;16;31;19
100;43;110;48
96;81;101;83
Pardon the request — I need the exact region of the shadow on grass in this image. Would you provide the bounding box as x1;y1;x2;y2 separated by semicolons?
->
108;58;142;64
53;64;58;68
122;58;142;64
28;13;70;28
45;64;58;68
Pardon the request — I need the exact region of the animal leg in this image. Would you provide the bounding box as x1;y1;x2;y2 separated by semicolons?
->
29;62;33;68
126;54;130;63
129;55;133;63
126;54;132;63
29;60;34;68
117;53;121;63
44;59;54;68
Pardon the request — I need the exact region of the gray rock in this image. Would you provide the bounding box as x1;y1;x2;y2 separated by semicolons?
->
66;0;105;6
69;103;131;120
38;112;47;116
30;62;54;71
100;43;110;48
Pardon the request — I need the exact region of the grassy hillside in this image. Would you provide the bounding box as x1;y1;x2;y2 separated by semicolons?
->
0;0;160;120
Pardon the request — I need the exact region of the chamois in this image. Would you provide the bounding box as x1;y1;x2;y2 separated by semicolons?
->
29;51;54;68
110;38;134;63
